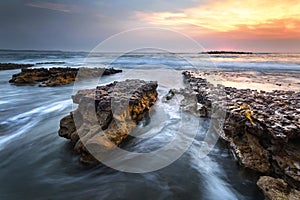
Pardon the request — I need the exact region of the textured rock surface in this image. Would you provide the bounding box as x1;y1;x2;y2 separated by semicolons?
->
9;67;122;86
257;176;300;200
182;71;300;190
58;79;158;164
0;63;34;70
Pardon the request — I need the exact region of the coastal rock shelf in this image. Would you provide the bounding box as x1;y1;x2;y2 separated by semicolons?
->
182;71;300;193
9;67;122;86
257;176;300;200
0;63;34;70
58;79;158;164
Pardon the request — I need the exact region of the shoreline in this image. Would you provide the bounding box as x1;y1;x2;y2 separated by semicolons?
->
181;71;300;199
197;69;300;92
0;57;299;199
55;68;299;199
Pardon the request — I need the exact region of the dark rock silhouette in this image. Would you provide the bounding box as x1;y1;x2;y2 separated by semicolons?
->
204;51;253;54
0;63;34;70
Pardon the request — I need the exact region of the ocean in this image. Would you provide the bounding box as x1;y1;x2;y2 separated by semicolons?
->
0;50;299;200
0;50;300;70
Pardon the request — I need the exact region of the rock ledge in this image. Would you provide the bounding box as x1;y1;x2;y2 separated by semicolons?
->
181;71;300;195
9;67;122;86
58;79;158;164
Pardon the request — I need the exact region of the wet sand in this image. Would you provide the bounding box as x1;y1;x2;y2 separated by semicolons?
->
197;70;300;91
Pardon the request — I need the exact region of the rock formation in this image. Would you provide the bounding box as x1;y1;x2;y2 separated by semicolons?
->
9;67;122;86
58;79;158;164
205;51;253;54
257;176;300;200
179;71;300;196
0;63;34;70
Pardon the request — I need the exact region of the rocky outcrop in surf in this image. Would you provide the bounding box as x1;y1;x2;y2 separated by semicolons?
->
58;79;158;164
9;67;122;86
0;63;34;70
180;71;300;196
205;51;253;54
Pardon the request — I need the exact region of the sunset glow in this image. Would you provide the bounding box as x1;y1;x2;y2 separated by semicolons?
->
135;0;300;39
1;0;300;51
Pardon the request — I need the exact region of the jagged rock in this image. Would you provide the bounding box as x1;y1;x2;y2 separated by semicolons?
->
165;88;207;117
10;68;50;84
182;71;300;191
0;63;34;70
9;67;122;86
229;133;270;173
58;79;158;164
165;89;176;100
257;176;300;200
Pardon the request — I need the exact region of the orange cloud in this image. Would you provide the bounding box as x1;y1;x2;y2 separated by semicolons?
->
135;0;300;39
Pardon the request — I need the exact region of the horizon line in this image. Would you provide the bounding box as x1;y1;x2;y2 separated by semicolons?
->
0;48;300;54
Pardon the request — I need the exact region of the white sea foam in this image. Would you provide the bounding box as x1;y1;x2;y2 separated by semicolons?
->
0;99;72;150
0;121;38;151
7;99;71;123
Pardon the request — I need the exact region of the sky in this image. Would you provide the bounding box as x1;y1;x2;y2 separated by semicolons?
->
0;0;299;52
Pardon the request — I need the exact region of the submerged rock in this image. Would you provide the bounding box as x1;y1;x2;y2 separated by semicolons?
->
58;79;158;164
0;63;34;70
182;71;300;193
9;67;122;86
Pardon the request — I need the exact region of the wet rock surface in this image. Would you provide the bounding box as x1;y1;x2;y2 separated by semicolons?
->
9;67;122;86
0;63;34;70
257;176;300;200
58;79;158;164
181;71;300;194
199;70;300;92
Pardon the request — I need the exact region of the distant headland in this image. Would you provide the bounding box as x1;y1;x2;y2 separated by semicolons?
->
203;51;253;54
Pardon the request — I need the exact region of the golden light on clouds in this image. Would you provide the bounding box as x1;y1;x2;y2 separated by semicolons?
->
135;0;300;39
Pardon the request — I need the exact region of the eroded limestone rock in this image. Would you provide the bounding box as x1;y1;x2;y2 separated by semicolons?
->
9;67;122;86
257;176;300;200
58;79;158;164
182;71;300;190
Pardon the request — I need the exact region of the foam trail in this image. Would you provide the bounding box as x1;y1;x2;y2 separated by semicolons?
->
0;99;72;150
0;121;38;151
6;99;71;123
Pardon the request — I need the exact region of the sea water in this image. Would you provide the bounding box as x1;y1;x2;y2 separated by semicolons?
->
1;50;299;199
